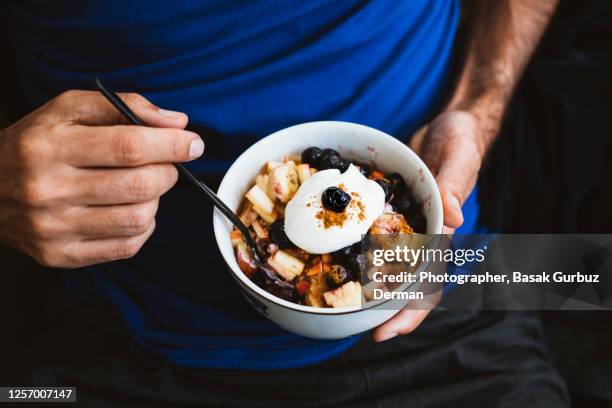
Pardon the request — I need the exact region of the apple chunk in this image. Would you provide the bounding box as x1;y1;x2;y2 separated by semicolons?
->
268;250;305;281
323;281;363;308
235;242;257;278
245;184;275;214
268;163;299;203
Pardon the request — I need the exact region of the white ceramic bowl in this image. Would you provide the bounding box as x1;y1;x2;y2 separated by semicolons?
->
213;121;443;339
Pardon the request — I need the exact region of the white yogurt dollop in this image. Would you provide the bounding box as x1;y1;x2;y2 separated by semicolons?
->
284;164;385;254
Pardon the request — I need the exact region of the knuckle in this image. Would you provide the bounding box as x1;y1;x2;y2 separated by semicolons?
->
163;165;179;186
20;177;49;205
123;206;153;235
28;215;53;240
121;92;147;107
115;239;143;259
128;171;156;200
115;131;145;165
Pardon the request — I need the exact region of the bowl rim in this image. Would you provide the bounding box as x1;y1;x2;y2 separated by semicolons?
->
213;120;443;315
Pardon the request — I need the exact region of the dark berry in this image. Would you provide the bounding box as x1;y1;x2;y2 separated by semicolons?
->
322;187;351;212
355;163;370;177
348;254;368;278
375;178;392;202
319;154;349;172
326;264;349;288
408;212;427;233
321;148;340;158
268;219;294;249
255;238;270;257
301;147;322;167
386;172;407;193
332;242;361;261
390;191;415;216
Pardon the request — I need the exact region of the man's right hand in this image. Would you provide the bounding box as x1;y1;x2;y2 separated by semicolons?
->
0;90;204;268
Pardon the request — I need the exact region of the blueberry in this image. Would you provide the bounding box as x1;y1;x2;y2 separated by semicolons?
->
319;154;349;172
408;212;427;233
387;172;407;193
390;191;415;216
332;242;361;261
355;163;370;177
301;147;322;167
322;187;351;212
348;254;368;278
321;148;340;158
326;264;349;288
268;219;294;249
375;178;392;202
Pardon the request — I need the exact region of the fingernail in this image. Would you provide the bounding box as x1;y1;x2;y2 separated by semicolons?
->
449;196;464;224
378;332;398;342
189;139;205;159
449;196;461;212
158;108;185;119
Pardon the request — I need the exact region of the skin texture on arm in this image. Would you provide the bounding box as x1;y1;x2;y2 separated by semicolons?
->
374;0;559;342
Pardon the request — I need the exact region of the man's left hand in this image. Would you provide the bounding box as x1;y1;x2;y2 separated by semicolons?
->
372;110;484;342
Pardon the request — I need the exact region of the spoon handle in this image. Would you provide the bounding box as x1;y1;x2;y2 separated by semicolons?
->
93;78;260;260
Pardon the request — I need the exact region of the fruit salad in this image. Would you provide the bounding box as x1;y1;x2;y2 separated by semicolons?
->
231;147;427;308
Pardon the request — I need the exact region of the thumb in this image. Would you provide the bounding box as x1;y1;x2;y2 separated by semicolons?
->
435;156;478;229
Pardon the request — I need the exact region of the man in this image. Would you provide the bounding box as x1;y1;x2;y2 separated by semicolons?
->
0;0;566;405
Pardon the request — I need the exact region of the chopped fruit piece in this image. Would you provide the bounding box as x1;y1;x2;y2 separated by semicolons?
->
253;204;278;224
305;259;330;307
268;250;305;281
255;174;268;193
230;229;244;247
362;280;388;300
297;164;311;184
370;170;384;179
323;281;363;308
369;213;413;234
288;154;302;164
296;280;310;296
252;219;268;239
310;168;318;175
246;184;275;214
236;242;257;277
269;163;299;203
239;203;256;227
266;161;282;173
306;259;323;277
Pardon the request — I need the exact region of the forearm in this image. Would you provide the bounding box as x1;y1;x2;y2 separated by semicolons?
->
447;0;558;154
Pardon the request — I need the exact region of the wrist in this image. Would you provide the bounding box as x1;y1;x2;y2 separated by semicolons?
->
444;90;508;157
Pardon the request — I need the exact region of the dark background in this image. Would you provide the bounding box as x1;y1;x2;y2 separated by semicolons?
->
1;1;611;406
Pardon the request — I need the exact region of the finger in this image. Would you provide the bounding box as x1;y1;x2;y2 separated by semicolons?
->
49;90;188;129
408;125;428;155
62;125;204;167
70;200;159;238
73;164;178;205
373;309;431;342
63;220;156;268
435;154;479;229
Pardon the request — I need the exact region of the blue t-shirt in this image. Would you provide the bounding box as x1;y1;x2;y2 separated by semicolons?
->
5;0;459;370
